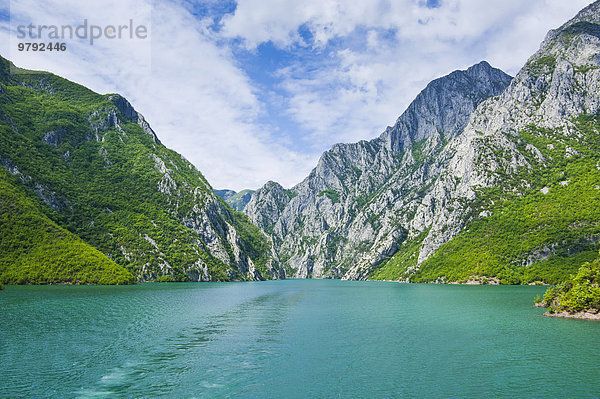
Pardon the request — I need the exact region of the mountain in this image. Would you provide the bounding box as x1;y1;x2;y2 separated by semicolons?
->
215;189;255;211
245;0;600;284
0;57;283;284
246;61;513;278
215;189;236;200
408;0;600;284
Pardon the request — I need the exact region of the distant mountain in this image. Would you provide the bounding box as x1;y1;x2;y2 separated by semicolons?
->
215;189;236;200
0;57;283;284
215;189;255;211
246;0;600;284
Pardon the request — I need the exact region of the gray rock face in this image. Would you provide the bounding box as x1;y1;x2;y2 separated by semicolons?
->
106;94;161;143
132;137;284;281
246;1;600;280
245;62;512;278
245;181;291;232
41;129;66;147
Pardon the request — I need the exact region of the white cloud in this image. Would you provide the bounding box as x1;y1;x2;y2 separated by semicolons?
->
222;0;594;152
1;0;314;191
0;0;594;191
222;0;592;51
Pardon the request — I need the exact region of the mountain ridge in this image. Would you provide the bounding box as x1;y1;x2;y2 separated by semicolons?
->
2;1;599;285
245;61;513;278
405;0;600;283
245;0;600;283
0;56;283;284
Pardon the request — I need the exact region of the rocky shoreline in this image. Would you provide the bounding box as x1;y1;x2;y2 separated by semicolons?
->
543;310;600;321
450;276;500;285
535;301;600;320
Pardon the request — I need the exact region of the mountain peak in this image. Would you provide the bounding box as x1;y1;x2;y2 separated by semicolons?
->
537;0;600;57
410;0;600;265
108;94;138;123
0;56;281;283
243;2;600;282
466;60;491;72
570;0;600;25
245;60;513;278
378;61;511;152
465;60;495;78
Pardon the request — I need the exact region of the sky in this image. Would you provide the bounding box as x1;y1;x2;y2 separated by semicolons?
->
0;0;594;191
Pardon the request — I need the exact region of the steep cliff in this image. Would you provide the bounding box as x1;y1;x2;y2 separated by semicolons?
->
245;62;512;278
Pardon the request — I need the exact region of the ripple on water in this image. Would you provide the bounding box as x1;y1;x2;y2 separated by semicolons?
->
2;282;599;398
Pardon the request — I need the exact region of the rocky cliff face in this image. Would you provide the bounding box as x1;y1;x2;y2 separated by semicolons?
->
245;62;512;278
246;0;600;281
0;59;283;282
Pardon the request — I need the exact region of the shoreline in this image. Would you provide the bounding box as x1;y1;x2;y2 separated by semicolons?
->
0;277;557;286
543;309;600;321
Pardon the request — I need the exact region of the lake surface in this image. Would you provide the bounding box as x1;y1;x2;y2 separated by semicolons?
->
1;280;599;398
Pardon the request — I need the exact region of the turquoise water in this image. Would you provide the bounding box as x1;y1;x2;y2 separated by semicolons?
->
1;280;599;398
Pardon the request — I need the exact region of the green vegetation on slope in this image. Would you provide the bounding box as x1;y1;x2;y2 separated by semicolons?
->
0;170;134;285
318;189;340;204
538;251;600;313
408;114;600;284
0;56;273;283
370;113;600;284
369;231;426;281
